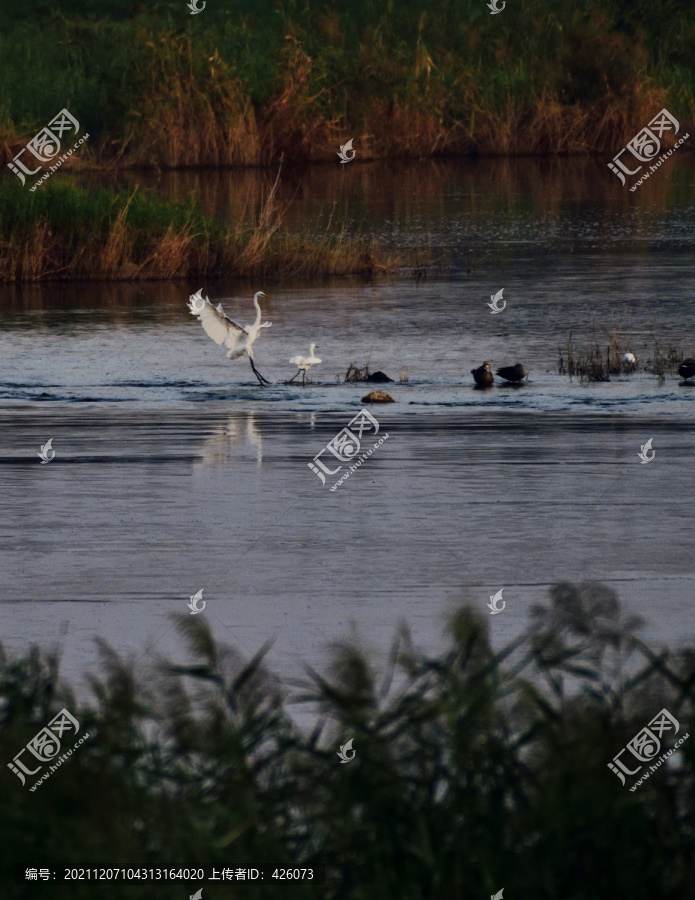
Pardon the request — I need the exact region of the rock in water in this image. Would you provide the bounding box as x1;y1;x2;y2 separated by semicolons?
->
362;390;395;403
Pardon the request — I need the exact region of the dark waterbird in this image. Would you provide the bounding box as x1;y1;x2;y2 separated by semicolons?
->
471;361;494;387
345;364;393;383
678;359;695;381
496;363;528;383
364;371;393;383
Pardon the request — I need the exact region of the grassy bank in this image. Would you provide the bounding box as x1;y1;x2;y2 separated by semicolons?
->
0;0;693;169
1;582;694;899
0;177;402;281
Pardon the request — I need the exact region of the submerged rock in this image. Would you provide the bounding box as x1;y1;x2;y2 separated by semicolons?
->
362;390;395;403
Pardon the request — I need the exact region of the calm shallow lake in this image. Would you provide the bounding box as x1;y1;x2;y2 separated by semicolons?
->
0;158;693;703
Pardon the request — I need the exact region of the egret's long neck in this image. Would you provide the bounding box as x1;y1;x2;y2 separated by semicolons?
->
252;293;262;326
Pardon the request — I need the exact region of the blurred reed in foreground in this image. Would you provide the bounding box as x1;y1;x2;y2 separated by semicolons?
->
1;581;694;898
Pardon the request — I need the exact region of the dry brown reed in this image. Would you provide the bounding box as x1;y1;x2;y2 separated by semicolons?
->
0;225;402;282
646;341;688;380
131;38;261;168
563;338;612;382
0;66;686;171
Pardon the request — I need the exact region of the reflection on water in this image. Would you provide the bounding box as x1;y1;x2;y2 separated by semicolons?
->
75;156;695;260
197;414;263;469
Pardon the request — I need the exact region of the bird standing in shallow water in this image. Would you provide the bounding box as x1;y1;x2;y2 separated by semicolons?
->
678;359;695;381
471;361;494;387
289;343;322;384
187;289;272;385
496;363;528;383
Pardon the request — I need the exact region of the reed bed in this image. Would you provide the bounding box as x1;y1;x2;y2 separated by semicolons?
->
561;329;694;381
0;177;405;281
562;334;612;381
0;0;693;169
1;581;694;899
645;340;689;379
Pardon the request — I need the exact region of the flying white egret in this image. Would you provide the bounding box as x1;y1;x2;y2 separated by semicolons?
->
288;343;321;384
187;289;272;385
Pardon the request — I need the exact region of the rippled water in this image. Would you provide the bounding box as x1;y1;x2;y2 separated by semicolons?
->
1;159;693;695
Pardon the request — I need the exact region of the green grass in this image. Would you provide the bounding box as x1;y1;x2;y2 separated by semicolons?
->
1;581;694;899
0;180;214;240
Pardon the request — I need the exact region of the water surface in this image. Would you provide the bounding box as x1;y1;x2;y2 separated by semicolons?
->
1;158;693;696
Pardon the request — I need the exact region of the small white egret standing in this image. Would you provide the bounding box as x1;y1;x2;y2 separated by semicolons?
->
289;343;322;384
187;289;272;385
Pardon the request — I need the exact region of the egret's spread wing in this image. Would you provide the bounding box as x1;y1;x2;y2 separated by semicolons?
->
214;303;247;334
189;296;247;353
289;355;305;366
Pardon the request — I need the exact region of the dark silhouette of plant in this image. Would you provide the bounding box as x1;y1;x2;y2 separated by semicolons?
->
1;583;694;899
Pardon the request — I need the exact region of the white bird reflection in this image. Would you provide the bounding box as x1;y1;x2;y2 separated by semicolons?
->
196;414;263;470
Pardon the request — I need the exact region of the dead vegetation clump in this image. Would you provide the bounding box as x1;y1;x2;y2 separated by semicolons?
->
344;363;395;383
560;328;693;383
645;341;689;380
